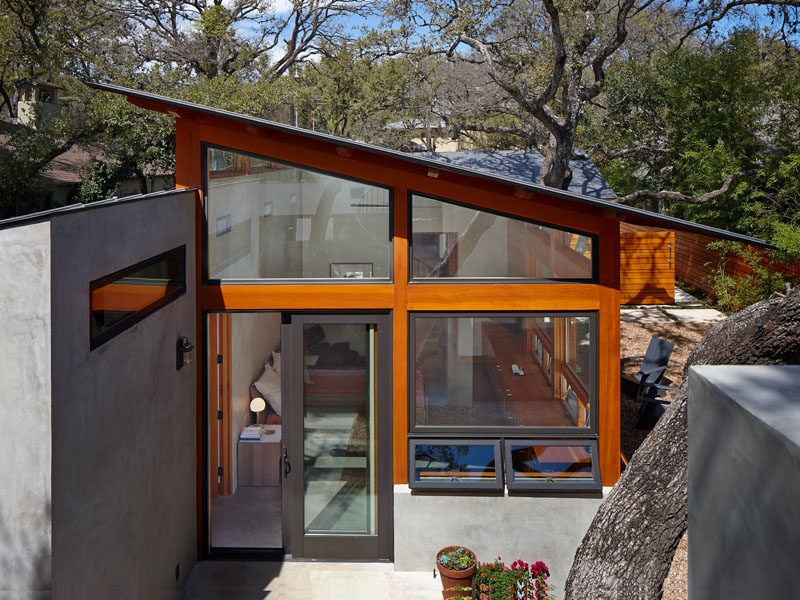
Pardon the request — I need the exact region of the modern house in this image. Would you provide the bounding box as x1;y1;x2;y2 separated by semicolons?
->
0;82;772;598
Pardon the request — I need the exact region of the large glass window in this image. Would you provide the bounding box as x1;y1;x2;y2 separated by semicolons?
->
411;313;596;431
90;246;186;349
410;194;593;280
205;146;391;280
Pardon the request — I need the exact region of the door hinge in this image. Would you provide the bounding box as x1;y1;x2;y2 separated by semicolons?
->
216;354;223;364
217;410;223;420
218;466;224;476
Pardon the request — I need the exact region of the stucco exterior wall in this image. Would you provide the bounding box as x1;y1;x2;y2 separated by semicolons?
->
688;365;800;600
0;221;53;597
394;486;604;599
48;190;197;599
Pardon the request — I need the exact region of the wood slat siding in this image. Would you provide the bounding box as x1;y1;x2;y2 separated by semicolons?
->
619;230;675;304
622;223;800;297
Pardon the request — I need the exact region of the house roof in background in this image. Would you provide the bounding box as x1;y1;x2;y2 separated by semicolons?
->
425;150;617;200
87;81;772;248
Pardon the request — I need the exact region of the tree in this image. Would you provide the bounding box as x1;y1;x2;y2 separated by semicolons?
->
117;0;375;82
381;0;800;193
564;286;800;599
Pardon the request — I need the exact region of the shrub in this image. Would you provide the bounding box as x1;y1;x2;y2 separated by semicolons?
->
705;240;794;312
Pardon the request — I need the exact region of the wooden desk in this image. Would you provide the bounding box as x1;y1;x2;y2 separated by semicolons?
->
482;322;574;427
238;426;281;487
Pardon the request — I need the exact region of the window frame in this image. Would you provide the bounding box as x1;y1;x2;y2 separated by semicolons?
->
407;190;598;284
201;142;394;285
407;311;599;436
408;438;503;491
90;245;187;350
503;438;601;492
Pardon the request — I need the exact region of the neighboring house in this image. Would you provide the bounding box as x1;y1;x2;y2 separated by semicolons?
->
14;79;63;127
0;83;772;598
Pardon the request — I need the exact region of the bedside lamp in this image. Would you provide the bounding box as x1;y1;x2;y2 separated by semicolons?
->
250;397;266;424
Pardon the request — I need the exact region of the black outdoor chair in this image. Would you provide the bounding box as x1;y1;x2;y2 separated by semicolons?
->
621;336;680;427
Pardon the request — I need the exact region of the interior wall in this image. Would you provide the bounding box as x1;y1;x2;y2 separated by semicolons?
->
229;312;281;492
0;221;53;594
49;190;197;599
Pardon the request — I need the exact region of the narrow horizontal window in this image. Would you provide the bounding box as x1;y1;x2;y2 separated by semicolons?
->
411;313;596;432
90;246;186;349
205;145;391;281
409;439;502;491
410;193;594;280
504;439;600;492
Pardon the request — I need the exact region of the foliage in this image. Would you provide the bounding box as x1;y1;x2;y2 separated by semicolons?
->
76;155;137;204
704;241;795;313
474;557;553;600
437;546;476;571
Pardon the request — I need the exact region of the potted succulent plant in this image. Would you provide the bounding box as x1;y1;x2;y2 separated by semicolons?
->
436;546;477;599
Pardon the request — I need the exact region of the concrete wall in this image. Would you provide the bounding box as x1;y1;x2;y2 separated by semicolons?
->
0;222;53;597
49;190;197;599
229;312;281;491
689;365;800;600
394;486;604;599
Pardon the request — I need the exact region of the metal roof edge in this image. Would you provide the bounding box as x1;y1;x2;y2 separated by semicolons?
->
0;187;198;230
86;81;773;249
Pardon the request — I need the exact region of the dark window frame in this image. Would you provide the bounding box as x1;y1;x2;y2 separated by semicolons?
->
90;245;187;349
407;311;599;436
201;142;394;285
503;438;601;492
407;190;599;284
408;438;503;491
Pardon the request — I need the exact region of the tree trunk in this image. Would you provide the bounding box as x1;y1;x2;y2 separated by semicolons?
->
565;287;800;599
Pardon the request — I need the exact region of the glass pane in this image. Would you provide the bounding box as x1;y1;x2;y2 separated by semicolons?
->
90;247;185;347
412;442;499;485
206;147;391;280
508;443;595;485
413;314;594;429
303;322;377;535
411;194;592;279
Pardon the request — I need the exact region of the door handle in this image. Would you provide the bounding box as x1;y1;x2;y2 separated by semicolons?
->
282;445;291;478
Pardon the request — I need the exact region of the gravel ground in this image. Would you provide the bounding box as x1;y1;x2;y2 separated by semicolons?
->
620;316;715;600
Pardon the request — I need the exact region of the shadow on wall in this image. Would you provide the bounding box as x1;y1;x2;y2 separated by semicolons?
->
0;500;52;598
181;561;283;599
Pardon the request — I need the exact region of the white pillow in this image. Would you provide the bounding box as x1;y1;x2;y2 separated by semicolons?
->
271;351;281;375
254;363;281;415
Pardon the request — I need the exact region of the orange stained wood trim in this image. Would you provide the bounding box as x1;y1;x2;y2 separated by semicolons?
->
175;118;202;189
198;284;395;310
179;117;606;235
91;283;178;311
208;313;219;501
406;283;600;311
598;218;621;486
222;313;233;496
392;187;409;485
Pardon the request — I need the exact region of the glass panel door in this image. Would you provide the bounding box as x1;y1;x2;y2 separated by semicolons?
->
284;314;391;559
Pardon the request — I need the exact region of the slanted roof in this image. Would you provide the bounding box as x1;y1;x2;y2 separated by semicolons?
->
425;150;617;200
87;81;772;249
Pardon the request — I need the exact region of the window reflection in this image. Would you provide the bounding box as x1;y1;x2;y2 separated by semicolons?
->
206;147;391;280
411;194;593;279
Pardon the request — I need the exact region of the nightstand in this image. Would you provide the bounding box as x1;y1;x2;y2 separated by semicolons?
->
238;425;281;487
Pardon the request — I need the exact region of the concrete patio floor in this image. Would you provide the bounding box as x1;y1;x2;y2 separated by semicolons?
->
182;560;441;600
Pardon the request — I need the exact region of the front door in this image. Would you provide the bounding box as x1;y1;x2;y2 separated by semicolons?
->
282;314;392;559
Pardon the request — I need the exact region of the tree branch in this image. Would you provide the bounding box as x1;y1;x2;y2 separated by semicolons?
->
613;169;759;205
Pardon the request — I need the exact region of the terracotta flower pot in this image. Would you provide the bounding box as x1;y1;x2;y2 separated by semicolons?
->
436;546;477;599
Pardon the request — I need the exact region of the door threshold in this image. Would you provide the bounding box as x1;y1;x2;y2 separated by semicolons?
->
206;547;285;561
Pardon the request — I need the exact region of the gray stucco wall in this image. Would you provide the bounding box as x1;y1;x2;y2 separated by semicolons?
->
49;191;197;599
0;222;53;597
689;365;800;600
394;486;604;599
